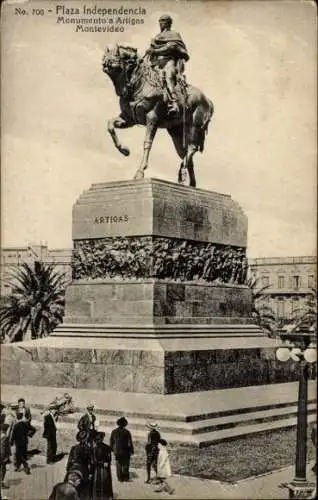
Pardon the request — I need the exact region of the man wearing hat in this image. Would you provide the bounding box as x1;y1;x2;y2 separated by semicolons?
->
145;422;161;484
10;412;30;474
16;398;36;439
66;430;91;496
43;403;58;464
110;416;134;482
49;470;82;500
146;14;189;114
78;404;97;444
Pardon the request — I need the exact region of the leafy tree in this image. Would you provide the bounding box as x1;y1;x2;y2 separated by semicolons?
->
0;261;66;343
246;275;277;337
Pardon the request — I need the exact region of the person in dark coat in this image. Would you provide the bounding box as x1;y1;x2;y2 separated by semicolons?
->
0;404;5;425
77;404;97;443
1;423;11;489
110;416;134;482
91;431;113;500
66;430;91;498
145;422;161;483
48;470;82;500
16;398;36;438
11;413;30;474
43;404;58;464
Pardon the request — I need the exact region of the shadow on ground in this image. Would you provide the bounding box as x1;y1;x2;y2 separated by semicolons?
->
30;463;46;469
27;448;41;457
55;453;67;463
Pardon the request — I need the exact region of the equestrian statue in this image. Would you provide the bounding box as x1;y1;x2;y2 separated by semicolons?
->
102;14;214;187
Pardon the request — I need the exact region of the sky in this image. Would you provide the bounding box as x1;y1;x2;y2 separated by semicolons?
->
1;0;317;258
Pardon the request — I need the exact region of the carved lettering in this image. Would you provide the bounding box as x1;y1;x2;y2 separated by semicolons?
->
93;214;129;224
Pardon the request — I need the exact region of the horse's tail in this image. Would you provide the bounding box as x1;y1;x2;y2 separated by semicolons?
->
203;99;214;134
199;99;214;152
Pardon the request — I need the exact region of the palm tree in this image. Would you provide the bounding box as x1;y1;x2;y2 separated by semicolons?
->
291;287;317;333
246;275;277;337
0;261;66;343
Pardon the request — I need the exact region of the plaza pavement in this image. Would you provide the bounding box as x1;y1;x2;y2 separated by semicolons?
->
1;451;316;500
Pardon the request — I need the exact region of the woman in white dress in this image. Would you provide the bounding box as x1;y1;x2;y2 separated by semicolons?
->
154;439;175;495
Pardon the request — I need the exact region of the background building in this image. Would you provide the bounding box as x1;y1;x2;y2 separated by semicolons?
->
0;244;72;297
249;256;316;324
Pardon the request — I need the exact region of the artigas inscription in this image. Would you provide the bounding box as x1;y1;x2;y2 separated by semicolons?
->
93;214;129;224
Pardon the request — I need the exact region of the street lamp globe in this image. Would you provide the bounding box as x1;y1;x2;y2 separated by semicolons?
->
276;347;290;362
304;348;317;363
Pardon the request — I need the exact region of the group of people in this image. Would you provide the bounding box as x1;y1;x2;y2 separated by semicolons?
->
0;398;35;488
1;399;175;499
49;404;174;499
1;394;74;491
50;428;113;500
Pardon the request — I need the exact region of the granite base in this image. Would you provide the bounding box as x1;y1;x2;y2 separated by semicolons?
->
62;280;252;325
2;334;314;395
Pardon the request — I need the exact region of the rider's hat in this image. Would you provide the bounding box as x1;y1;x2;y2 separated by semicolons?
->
159;14;173;24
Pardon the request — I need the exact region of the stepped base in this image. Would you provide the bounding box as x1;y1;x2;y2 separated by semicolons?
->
53;323;264;338
1;383;316;447
1;330;309;394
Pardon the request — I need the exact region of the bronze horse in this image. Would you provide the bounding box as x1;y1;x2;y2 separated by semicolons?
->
102;44;214;187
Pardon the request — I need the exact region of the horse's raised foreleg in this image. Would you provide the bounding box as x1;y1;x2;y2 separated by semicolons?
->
107;116;133;157
134;111;158;180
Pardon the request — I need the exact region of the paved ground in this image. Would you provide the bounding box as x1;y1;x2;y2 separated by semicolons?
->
1;451;316;500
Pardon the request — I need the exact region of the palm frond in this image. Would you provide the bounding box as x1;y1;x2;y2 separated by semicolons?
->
247;274;278;337
0;262;66;342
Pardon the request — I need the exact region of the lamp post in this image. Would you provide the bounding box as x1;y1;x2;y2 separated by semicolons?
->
276;325;316;499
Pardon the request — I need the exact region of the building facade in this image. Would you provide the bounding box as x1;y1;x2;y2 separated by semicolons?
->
0;244;72;297
249;256;316;323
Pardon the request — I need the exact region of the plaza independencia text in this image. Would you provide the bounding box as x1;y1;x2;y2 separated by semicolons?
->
56;4;147;30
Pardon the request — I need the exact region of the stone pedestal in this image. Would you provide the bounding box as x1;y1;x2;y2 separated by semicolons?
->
52;178;269;392
60;178;251;328
2;178;314;442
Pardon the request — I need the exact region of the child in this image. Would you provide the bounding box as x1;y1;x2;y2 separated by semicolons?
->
154;439;175;495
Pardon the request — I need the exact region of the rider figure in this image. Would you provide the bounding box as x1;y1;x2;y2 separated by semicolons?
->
146;14;189;114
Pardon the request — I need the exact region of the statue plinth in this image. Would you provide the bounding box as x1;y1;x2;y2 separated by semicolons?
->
46;178;286;396
72;178;247;245
61;178;251;328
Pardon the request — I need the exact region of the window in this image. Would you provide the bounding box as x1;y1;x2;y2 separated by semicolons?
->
278;276;285;289
262;275;269;287
308;275;315;288
292;276;301;290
